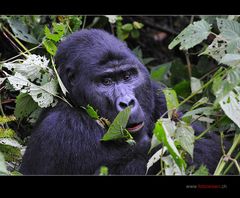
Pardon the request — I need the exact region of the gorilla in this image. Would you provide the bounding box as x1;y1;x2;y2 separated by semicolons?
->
19;29;230;175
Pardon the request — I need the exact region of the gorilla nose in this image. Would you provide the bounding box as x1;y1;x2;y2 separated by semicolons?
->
116;96;136;112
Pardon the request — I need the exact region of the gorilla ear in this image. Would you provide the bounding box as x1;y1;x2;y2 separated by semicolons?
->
66;68;76;87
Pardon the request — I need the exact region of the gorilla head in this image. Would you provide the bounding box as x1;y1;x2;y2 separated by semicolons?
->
55;29;156;137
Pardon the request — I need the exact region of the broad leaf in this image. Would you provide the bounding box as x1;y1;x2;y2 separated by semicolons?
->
200;37;228;62
44;23;65;42
219;87;240;128
162;155;185;175
101;106;133;142
7;72;58;108
168;19;212;50
154;119;186;170
150;62;171;82
14;93;38;119
0;128;15;138
220;54;240;67
0;152;8;175
43;39;57;56
193;165;209;175
0;115;16;124
182;107;214;118
3;54;50;82
146;147;167;173
217;18;240;41
7;18;39;44
163;89;179;118
175;122;195;159
190;77;202;94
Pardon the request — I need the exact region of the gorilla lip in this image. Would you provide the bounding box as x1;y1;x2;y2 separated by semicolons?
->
127;122;144;133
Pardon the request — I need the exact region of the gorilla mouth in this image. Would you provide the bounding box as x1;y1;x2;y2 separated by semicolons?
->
126;122;144;133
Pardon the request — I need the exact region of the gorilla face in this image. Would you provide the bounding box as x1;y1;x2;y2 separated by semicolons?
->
56;29;155;135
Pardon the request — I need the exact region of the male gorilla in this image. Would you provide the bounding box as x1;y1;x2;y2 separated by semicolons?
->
20;29;227;175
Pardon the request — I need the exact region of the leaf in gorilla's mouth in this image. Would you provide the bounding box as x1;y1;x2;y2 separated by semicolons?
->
127;122;144;133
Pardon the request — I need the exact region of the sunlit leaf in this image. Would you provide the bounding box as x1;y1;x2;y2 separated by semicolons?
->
190;77;203;94
162;155;185;175
146;147;167;173
219;87;240;128
7;72;58;108
0;115;16;124
163;89;179;118
168;19;211;50
193;165;209;175
101;106;133;142
220;54;240;67
3;54;50;82
154;119;186;170
175;122;195;159
0;128;15;138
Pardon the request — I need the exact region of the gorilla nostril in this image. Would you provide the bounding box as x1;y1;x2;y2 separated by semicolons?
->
119;102;128;109
129;99;135;107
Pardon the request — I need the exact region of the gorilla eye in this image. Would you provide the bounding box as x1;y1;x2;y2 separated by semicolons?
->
123;71;132;81
102;77;113;86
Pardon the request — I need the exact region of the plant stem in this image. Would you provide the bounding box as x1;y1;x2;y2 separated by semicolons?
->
185;51;192;79
223;150;240;174
82;15;87;29
0;43;42;64
2;26;31;55
214;133;240;175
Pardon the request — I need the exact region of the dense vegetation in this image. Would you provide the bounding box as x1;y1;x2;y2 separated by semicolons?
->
0;15;240;175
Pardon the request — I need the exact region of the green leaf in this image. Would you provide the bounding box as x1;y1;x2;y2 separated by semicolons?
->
191;97;209;110
101;106;133;142
7;18;39;44
43;39;57;56
121;23;133;32
0;128;15;138
0;115;16;124
0;142;22;162
7;72;58;108
175;122;195;159
99;166;109;175
190;77;203;94
44;23;65;42
130;29;140;39
14;93;38;119
193;165;209;175
168;19;212;50
148;134;161;154
163;89;179;118
154;119;186;171
0;152;8;175
219;87;240;128
150;62;172;82
133;21;144;29
85;104;99;120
